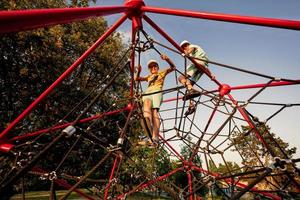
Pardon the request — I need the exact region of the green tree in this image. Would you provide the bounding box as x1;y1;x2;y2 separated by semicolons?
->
0;0;129;194
232;124;296;167
180;135;202;165
209;160;241;175
231;124;297;192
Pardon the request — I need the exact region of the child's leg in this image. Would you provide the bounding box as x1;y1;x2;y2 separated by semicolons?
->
143;98;152;121
178;75;193;90
152;108;160;141
140;98;153;141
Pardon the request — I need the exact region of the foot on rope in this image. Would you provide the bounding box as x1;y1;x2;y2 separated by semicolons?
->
152;137;160;148
185;104;196;116
137;140;152;146
140;117;153;141
183;89;201;101
137;139;157;148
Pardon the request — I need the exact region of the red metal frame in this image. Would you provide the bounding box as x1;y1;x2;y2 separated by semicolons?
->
142;6;300;31
159;134;185;162
187;171;194;200
8;107;128;143
104;156;120;199
0;0;299;199
229;79;300;90
0;6;129;34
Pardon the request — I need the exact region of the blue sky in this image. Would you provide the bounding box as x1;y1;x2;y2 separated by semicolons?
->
93;1;300;161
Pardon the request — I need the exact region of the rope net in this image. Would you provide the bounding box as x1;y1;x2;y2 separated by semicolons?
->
1;16;300;200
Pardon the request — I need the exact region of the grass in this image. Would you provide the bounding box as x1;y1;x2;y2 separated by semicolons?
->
10;190;171;200
10;190;95;200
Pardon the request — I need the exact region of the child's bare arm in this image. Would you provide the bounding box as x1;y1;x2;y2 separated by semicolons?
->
135;65;148;81
135;76;148;81
161;54;175;74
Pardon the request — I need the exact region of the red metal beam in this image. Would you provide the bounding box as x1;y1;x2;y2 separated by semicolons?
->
187;171;194;200
142;6;300;31
0;6;129;34
162;79;300;104
230;79;300;90
104;156;120;199
0;14;128;141
8;107;128;142
129;16;140;96
159;134;186;162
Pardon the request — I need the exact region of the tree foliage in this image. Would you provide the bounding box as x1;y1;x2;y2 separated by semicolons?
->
232;124;296;167
232;124;298;192
0;0;129;193
0;0;129;134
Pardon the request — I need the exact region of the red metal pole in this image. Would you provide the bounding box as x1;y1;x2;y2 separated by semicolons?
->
187;171;194;200
159;134;186;162
143;15;221;86
0;14;128;140
229;79;300;90
129;19;139;96
206;79;300;94
160;78;300;104
142;6;300;31
104;156;120;199
0;6;129;34
8;107;128;142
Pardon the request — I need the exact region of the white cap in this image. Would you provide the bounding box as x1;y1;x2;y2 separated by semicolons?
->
180;40;190;47
147;59;158;68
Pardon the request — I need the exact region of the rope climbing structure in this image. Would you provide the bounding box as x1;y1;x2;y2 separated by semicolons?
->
0;0;300;199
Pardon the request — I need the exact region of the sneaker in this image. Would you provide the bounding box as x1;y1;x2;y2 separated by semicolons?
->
152;137;160;146
149;140;158;148
183;89;201;101
152;137;159;143
185;104;196;116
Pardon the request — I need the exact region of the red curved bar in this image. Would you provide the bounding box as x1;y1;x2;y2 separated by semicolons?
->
0;6;129;34
142;6;300;31
8;107;128;142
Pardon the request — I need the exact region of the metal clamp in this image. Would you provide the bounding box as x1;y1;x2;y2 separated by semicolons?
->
272;157;289;171
107;144;122;152
49;171;57;180
62;125;76;137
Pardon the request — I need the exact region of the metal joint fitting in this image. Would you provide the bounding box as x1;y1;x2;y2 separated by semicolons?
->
49;171;57;180
62;125;76;137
